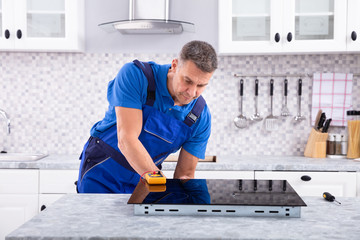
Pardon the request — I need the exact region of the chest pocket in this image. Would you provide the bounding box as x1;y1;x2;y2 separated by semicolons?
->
143;109;181;144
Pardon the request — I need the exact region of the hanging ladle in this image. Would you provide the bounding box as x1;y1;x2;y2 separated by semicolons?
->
234;79;248;128
294;78;306;122
250;79;263;122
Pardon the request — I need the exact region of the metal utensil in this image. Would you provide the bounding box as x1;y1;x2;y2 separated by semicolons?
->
234;79;248;128
294;78;306;122
280;79;291;117
250;79;263;122
264;79;278;131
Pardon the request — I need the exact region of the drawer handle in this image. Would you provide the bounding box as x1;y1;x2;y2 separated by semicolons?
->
351;31;357;41
17;29;22;39
301;175;311;181
274;33;280;43
40;205;46;211
5;29;10;39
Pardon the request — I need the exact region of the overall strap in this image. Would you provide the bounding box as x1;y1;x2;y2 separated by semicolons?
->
133;59;156;106
184;96;206;127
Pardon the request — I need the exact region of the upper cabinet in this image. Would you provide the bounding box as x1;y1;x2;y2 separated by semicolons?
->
0;0;84;52
347;0;360;51
219;0;359;54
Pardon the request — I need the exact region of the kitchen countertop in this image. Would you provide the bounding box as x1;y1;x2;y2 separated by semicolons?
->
0;154;359;172
6;194;360;240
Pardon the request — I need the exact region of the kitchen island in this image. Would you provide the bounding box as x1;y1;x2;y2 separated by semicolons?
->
6;194;360;240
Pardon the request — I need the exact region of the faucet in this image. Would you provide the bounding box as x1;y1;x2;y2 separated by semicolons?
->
0;109;11;134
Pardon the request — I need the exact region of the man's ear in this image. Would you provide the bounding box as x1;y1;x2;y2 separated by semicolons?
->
170;58;178;72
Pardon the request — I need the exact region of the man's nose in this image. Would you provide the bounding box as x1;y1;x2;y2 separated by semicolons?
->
188;85;197;97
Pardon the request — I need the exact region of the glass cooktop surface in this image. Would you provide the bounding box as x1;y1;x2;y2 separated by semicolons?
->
128;179;307;206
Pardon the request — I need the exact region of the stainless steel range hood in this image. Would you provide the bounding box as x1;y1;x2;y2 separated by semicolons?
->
99;0;195;34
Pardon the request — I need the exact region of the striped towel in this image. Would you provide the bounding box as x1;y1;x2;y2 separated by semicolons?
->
311;73;353;127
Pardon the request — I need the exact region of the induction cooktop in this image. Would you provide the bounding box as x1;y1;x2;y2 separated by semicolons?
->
128;179;307;218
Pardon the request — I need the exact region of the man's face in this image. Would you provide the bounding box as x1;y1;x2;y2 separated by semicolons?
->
169;59;213;106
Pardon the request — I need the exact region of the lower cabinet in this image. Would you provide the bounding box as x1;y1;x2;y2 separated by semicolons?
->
255;171;357;197
39;170;79;194
39;170;79;212
0;170;39;240
0;194;38;240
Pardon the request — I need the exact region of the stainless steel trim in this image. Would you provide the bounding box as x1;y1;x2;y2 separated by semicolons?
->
134;204;301;218
234;73;360;78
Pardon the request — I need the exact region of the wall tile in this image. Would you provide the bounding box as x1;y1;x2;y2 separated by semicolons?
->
0;52;359;156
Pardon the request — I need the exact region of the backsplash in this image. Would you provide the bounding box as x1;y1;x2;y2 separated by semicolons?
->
0;52;359;156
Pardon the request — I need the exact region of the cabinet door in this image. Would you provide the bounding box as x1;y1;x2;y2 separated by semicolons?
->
0;194;38;240
218;0;283;54
0;0;14;49
347;0;360;51
255;171;357;197
0;169;38;194
16;0;84;51
282;0;347;52
39;170;78;194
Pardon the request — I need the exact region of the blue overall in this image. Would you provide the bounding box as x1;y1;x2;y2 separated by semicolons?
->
77;60;206;193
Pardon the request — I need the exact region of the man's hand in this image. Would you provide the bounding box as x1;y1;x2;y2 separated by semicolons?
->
173;148;198;179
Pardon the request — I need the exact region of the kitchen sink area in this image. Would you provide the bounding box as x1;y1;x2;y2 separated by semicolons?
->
0;152;48;161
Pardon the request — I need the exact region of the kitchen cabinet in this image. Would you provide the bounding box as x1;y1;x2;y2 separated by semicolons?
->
0;0;84;52
0;170;38;240
255;171;357;197
39;169;78;212
163;170;254;179
218;0;357;54
347;0;360;51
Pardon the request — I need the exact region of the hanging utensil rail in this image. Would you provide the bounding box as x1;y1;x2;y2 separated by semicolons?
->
234;73;360;78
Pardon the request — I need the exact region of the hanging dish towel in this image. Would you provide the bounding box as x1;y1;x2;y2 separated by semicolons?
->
311;73;353;127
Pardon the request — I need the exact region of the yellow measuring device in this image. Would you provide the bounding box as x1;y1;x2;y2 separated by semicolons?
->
144;171;166;185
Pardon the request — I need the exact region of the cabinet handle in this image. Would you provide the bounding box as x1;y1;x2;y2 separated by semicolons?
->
5;29;10;39
17;29;22;39
40;205;46;211
287;32;293;42
351;31;357;41
274;33;280;43
300;175;311;181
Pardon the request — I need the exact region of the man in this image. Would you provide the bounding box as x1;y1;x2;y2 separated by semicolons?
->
77;40;218;193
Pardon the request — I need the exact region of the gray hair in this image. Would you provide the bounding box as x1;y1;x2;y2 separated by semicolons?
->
179;40;218;73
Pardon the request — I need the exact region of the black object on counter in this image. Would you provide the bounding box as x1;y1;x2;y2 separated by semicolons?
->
322;119;332;133
317;113;326;130
323;192;341;205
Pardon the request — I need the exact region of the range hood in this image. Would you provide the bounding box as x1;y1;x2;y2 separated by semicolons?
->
99;0;195;34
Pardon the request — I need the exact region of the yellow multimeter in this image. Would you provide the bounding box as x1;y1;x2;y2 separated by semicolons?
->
145;182;166;192
144;171;166;185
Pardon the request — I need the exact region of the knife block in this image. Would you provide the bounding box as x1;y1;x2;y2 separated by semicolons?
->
304;128;328;158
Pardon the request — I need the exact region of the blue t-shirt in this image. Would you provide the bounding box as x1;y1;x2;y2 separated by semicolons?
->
90;61;211;159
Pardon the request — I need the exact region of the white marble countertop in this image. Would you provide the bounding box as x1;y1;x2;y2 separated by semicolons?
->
0;154;359;172
6;194;360;240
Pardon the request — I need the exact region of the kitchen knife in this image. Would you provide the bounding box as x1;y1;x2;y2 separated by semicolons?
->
314;109;322;130
317;113;326;130
322;118;332;133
